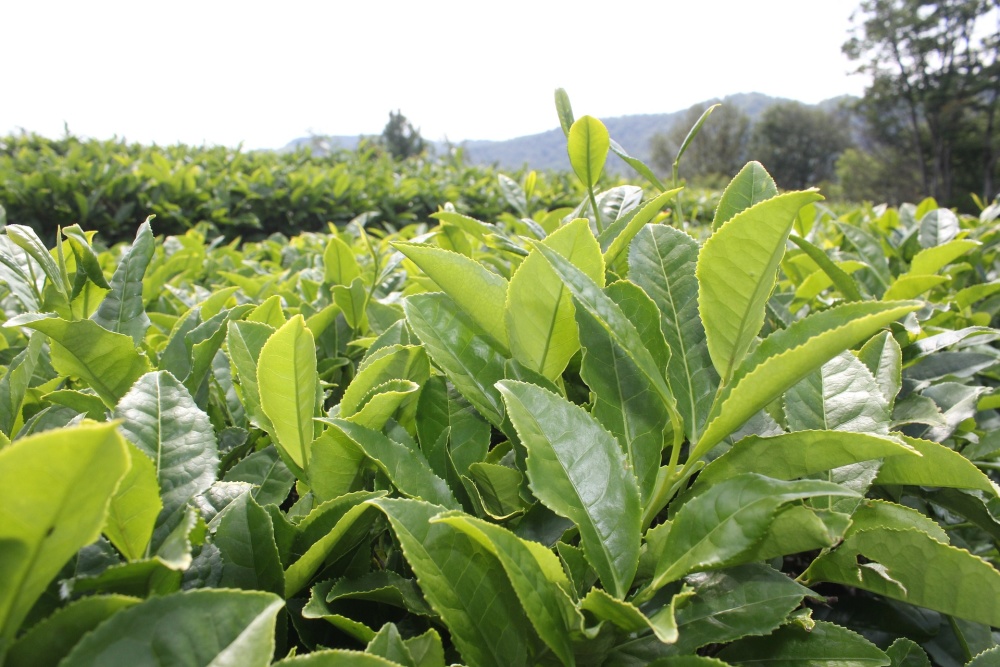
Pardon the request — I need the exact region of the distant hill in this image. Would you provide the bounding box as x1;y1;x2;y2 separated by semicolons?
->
283;92;856;173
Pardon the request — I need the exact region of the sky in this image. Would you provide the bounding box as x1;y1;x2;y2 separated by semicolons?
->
2;0;870;150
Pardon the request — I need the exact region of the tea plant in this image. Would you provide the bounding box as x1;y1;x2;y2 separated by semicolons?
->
0;94;999;666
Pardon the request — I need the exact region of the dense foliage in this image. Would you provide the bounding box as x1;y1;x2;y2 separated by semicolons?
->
0;132;581;244
3;97;1000;667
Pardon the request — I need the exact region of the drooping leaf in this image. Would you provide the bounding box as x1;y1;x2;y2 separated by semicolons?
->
649;474;857;591
498;380;641;599
370;498;537;667
91;219;154;344
59;589;284;667
672;563;815;653
395;242;509;349
717;620;889;666
9;316;151;408
505;218;604;380
257;315;318;472
788;234;864;301
0;423;129;651
712;161;778;231
630;224;718;442
698;190;824;383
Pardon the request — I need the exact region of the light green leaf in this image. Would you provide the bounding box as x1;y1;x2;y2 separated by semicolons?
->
568;115;610;189
908;239;979;275
0;333;43;437
5;595;140;667
712;161;778;231
60;589;284;667
62;224;110;290
805;528;1000;627
498;380;641;599
602;188;682;267
370;497;537;667
247;294;286;327
332;276;368;331
227;319;276;432
395;242;509;349
630;224;718;442
650;474;857;590
883;275;948;300
673;563;815;653
340;344;429;417
434;513;582;666
954;280;1000;309
258;315;318;471
695;300;921;460
324;235;362;286
0;423;129;654
505;218;604;380
717;620;889;665
9;316;151;408
609;138;670;193
91;219;154;344
103;441;162;561
698;190;824;383
876;434;999;495
694;431;918;491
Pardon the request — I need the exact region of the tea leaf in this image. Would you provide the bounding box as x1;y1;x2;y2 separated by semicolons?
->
91;219;154;344
713;161;778;230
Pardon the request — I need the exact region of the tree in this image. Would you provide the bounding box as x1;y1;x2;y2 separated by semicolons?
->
650;103;751;184
748;102;854;190
379;110;427;160
844;0;1000;206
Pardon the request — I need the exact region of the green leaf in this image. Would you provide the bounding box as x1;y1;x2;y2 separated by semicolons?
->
505;218;604;380
103;441;162;561
713;161;778;231
699;190;824;382
327;418;460;510
857;331;902;408
967;647;1000;667
5;595;140;667
649;474;857;590
285;494;385;597
114;370;219;545
609;139;670;193
577;280;672;506
918;208;959;248
332;276;369;331
784;351;891;434
370;498;537;667
568;116;610;189
805;528;1000;627
788;234;863;301
258;314;318;471
4;224;67;299
694;431;918;492
223;445;295;507
340;344;429;417
215;491;284;596
908;239;979;275
883;275;948;300
0;333;43;437
673;564;815;653
838;222;892;293
885;638;931;667
579;586;683;643
695;300;921;460
60;589;284;667
717;620;889;665
273;651;408;666
324;235;362;286
875;434;999;494
434;513;582;666
91;219;154;344
9;316;152;408
61;224;110;290
601;188;682;267
227;319;276;432
498;380;641;599
395;242;509;349
629;224;718;442
0;423;129;654
404;293;508;426
467;462;525;519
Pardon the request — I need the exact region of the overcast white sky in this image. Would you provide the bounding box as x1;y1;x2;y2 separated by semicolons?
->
2;0;869;150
